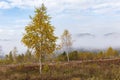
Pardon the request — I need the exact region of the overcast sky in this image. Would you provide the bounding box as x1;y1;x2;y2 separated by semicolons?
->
0;0;120;54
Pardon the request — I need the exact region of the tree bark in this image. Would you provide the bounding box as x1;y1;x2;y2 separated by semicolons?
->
39;54;42;74
66;46;70;62
66;51;69;62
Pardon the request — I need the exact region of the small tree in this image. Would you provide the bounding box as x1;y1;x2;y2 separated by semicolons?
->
8;51;13;62
22;4;57;74
61;29;72;62
97;51;104;59
12;47;18;62
105;47;119;58
105;47;114;58
24;49;32;62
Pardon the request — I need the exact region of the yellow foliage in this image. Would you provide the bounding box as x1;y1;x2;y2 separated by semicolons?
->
21;4;57;59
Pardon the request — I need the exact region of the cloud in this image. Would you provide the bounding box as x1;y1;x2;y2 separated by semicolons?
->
0;29;15;35
0;0;120;53
0;0;120;15
76;33;95;38
8;0;41;9
14;19;30;23
92;2;120;14
74;33;120;49
104;32;120;38
0;1;10;9
0;39;11;41
0;27;23;41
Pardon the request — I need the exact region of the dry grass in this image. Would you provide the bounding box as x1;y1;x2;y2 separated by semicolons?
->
0;58;120;80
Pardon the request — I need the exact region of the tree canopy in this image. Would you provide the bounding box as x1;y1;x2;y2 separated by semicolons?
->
21;4;57;74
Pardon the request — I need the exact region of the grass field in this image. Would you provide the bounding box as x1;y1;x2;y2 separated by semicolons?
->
0;58;120;80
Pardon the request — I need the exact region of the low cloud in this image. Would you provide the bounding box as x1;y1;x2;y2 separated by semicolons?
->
104;32;120;38
76;33;95;38
0;39;11;41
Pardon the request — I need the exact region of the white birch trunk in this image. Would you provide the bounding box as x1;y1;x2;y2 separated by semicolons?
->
66;51;69;62
66;46;69;62
39;55;42;74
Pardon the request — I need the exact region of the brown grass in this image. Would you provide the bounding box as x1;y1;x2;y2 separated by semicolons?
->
0;58;120;80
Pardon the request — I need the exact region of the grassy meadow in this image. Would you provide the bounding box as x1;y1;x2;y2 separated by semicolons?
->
0;58;120;80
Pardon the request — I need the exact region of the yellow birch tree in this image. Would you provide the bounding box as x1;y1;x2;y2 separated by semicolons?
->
61;29;72;62
21;4;57;74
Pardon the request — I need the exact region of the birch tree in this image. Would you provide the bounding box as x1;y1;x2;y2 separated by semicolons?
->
21;4;57;74
61;29;72;62
12;47;17;62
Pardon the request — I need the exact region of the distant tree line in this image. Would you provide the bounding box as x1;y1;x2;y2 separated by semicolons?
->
0;47;119;64
57;47;119;61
